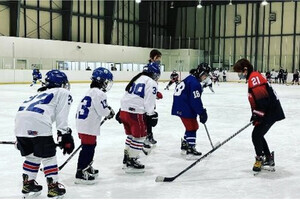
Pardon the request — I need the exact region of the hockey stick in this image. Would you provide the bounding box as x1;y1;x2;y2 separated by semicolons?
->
155;122;252;182
41;117;108;171
203;124;214;149
0;141;15;144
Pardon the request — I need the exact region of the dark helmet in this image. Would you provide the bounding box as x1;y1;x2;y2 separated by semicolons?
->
143;62;161;81
194;62;211;79
45;70;70;90
91;67;113;92
233;58;253;80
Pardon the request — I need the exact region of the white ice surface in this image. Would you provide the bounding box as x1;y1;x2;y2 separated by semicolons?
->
0;81;299;199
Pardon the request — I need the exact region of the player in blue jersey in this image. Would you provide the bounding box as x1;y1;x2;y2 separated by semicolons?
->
30;68;43;87
171;63;210;160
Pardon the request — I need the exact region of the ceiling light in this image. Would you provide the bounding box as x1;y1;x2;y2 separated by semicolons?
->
261;0;268;6
135;0;141;3
170;1;174;9
229;0;232;5
197;0;202;8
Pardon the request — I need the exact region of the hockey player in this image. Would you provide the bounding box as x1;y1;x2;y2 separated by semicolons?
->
119;62;160;173
15;69;74;198
164;70;179;90
75;67;115;184
212;68;220;85
233;58;285;172
145;49;162;145
201;74;215;93
30;68;43;87
172;63;210;160
292;69;299;85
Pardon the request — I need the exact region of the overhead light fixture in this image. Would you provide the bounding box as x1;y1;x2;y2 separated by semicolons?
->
135;0;141;3
261;0;268;6
229;0;232;5
197;0;202;8
170;1;174;9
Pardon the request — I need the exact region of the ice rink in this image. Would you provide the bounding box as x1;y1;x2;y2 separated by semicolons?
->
0;81;299;199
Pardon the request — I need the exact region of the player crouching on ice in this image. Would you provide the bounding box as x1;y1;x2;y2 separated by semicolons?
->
233;59;285;173
75;67;115;184
15;70;74;198
118;62;160;173
30;68;43;87
171;63;210;160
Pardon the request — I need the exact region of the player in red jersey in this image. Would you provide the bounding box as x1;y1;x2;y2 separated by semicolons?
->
233;59;285;172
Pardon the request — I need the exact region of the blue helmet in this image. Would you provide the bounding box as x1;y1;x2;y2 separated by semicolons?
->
91;67;113;92
45;70;70;90
143;62;161;81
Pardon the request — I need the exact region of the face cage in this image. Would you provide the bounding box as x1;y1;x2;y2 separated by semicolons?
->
62;81;71;90
153;73;160;81
103;79;113;92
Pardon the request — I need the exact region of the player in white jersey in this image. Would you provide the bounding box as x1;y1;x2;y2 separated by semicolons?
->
15;70;74;198
119;62;160;173
75;67;115;184
201;74;215;93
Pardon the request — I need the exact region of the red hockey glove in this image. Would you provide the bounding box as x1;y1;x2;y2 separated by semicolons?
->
156;91;163;100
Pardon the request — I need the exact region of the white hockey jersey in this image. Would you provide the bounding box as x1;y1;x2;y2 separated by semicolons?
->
75;88;111;136
15;88;72;137
201;76;212;86
120;75;157;115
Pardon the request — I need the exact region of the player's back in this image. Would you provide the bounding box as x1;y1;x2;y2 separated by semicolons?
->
76;88;110;135
15;88;71;137
121;75;157;114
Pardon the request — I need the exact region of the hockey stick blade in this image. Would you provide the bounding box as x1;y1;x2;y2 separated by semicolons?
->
155;176;176;182
0;141;15;144
155;122;252;182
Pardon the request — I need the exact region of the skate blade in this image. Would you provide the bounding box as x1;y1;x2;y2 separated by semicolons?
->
23;191;42;199
262;166;276;172
48;194;65;199
181;150;187;155
123;167;145;174
74;178;96;185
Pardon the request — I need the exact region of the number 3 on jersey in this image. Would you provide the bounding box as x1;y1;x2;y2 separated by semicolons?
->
77;96;92;119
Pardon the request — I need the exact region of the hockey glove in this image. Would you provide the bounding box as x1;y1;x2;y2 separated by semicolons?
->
156;91;163;100
57;128;75;155
146;112;158;127
107;106;115;119
115;109;122;124
199;109;208;124
250;110;265;126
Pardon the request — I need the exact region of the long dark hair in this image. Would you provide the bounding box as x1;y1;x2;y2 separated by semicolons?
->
125;72;152;92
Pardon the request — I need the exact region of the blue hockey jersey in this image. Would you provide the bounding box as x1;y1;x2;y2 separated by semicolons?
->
32;69;42;79
171;75;205;118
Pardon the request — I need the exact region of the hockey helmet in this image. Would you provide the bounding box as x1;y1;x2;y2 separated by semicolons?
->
143;62;161;81
91;67;113;92
45;70;70;90
195;62;211;79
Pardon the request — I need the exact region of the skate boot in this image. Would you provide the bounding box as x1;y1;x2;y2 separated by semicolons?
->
252;156;263;172
75;166;96;185
122;149;129;169
86;161;99;177
263;151;275;171
22;174;42;199
124;157;145;173
142;143;152;155
181;138;188;155
47;177;66;198
186;145;202;160
145;132;157;145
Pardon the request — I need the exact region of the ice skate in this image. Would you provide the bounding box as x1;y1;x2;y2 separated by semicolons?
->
122;149;129;169
22;174;42;199
47;177;66;198
253;156;263;172
75;166;96;185
145;132;157;145
86;161;99;177
124;157;145;173
180;138;188;155
142;143;152;155
186;145;202;160
263;151;275;171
